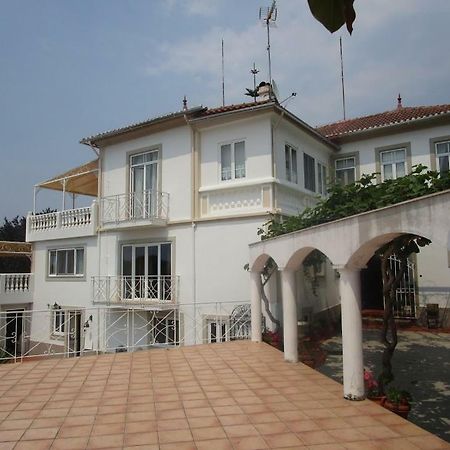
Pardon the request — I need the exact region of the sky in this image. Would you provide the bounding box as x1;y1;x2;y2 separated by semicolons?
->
0;0;449;218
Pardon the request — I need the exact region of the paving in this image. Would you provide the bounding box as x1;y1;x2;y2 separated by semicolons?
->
0;341;448;449
317;328;450;443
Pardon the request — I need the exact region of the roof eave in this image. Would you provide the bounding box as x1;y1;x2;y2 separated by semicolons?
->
80;106;206;147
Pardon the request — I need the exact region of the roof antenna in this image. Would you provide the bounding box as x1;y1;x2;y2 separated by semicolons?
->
259;1;277;99
250;63;259;103
397;93;402;109
221;39;225;107
182;95;188;111
339;36;347;120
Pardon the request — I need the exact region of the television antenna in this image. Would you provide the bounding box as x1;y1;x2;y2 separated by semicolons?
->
259;1;277;98
250;63;259;102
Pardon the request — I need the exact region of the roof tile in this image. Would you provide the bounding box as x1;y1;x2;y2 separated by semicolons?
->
316;104;450;139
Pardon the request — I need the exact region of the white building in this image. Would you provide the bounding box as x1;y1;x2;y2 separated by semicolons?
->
1;94;449;360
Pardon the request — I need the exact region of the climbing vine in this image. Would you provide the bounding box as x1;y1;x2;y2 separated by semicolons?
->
259;165;450;239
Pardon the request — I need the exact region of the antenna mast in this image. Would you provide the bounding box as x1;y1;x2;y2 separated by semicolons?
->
259;1;277;98
339;36;347;120
250;63;259;103
221;39;225;106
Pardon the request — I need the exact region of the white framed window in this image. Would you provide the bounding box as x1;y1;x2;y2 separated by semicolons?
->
153;317;179;345
335;157;356;185
52;310;66;336
436;141;450;173
220;141;246;181
380;148;406;181
304;153;316;192
130;149;159;219
285;144;298;183
48;248;84;277
206;318;230;343
317;163;327;195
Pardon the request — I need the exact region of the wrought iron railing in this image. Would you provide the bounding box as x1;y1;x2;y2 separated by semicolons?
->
0;302;252;362
92;275;179;305
100;190;169;225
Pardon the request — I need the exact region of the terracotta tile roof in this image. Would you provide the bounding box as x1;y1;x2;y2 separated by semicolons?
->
317;104;450;139
201;99;273;116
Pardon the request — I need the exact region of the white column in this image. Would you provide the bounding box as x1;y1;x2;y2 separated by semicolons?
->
281;269;298;363
250;271;262;342
338;266;365;400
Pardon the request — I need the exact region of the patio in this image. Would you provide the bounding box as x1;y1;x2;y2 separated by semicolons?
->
0;341;448;450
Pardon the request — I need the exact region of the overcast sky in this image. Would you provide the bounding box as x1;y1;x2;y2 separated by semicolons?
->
1;0;449;218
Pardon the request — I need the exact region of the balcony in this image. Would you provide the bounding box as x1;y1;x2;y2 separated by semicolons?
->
0;273;33;305
92;275;178;306
99;190;169;229
26;204;97;242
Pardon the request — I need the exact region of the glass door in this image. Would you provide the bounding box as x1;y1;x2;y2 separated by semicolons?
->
121;243;172;301
130;151;158;219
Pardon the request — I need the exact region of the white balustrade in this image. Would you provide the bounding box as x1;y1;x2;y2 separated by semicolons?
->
28;206;94;233
3;274;32;292
61;207;92;228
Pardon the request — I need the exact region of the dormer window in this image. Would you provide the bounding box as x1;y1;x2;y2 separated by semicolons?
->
220;141;246;181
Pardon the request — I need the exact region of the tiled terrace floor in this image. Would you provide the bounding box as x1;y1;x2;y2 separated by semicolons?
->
0;341;448;450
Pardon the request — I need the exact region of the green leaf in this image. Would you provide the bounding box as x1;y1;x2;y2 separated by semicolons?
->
307;0;356;34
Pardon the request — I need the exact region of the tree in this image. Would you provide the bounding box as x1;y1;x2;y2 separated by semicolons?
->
308;0;356;35
376;234;431;393
0;215;29;273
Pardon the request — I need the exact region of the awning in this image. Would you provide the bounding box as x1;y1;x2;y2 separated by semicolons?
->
37;159;98;196
0;241;32;258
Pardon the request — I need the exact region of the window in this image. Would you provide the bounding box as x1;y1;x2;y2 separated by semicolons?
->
130;150;158;219
285;144;298;183
220;141;246;181
48;248;84;277
304;153;316;192
121;243;172;301
52;310;66;335
436;141;450;173
335;157;356;185
153;317;179;345
207;319;230;343
380;148;406;181
317;163;327;195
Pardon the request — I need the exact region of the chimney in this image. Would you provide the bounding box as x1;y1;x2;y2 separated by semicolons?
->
256;82;272;101
397;93;403;109
182;96;188;111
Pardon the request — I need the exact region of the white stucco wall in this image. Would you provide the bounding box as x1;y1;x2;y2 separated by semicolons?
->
338;123;450;177
101;125;193;221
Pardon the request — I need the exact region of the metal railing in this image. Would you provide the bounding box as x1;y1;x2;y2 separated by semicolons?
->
28;206;93;232
0;302;252;362
92;275;178;305
100;190;169;225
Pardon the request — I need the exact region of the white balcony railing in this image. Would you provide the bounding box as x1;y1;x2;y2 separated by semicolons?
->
0;273;33;305
27;205;97;242
2;273;32;292
92;275;178;305
100;190;169;226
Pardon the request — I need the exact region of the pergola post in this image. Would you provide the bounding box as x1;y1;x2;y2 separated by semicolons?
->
337;266;365;400
281;268;298;363
250;270;262;342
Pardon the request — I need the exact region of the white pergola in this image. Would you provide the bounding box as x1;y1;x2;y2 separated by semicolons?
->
248;189;450;400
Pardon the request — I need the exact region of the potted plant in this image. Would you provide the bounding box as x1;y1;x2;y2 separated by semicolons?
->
383;386;412;419
364;369;384;404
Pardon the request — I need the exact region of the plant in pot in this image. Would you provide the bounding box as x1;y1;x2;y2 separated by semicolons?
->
364;369;384;404
384;386;412;419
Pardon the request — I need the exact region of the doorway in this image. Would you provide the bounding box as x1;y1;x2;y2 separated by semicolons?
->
5;309;24;359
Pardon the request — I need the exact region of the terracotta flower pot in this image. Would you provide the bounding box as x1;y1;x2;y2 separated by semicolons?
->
383;399;411;419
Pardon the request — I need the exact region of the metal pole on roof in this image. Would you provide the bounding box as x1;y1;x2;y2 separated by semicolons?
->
340;36;347;120
33;186;37;214
221;39;225;107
